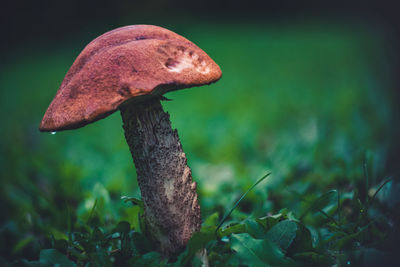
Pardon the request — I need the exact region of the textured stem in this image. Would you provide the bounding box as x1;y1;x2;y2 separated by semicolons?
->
120;98;201;257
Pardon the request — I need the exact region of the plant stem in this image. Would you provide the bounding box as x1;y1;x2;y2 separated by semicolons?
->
120;98;201;257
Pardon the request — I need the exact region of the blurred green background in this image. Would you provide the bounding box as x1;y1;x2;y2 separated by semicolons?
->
1;0;400;264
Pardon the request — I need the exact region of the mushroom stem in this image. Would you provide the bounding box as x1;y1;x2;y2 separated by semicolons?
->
120;98;201;256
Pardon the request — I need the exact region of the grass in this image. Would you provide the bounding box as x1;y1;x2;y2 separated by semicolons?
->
0;20;399;266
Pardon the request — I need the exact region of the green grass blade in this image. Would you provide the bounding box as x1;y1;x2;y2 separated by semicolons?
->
363;162;370;203
367;176;393;208
215;172;271;234
337;190;341;223
87;198;98;224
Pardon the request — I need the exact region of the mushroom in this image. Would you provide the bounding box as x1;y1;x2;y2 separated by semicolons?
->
39;25;222;256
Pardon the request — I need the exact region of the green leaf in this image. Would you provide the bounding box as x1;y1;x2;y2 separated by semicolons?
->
92;227;104;241
256;214;283;231
53;239;68;254
187;228;215;254
89;247;113;267
121;196;144;208
287;223;313;255
122;205;143;232
73;232;95;253
219;218;267;239
176;227;216;266
219;223;247;237
307;190;337;214
292;252;333;266
231;233;295;266
332;224;369;250
12;236;34;255
131;232;153;254
116;221;131;235
266;220;298;252
216;173;271;233
203;212;219;227
243;219;269;239
39;249;75;267
366;176;393;210
138;212;148;236
87;198;98;225
12;259;46;267
129;251;167;266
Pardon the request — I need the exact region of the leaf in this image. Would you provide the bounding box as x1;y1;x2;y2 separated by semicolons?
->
216;173;271;233
92;227;104;241
280;209;300;222
308;190;337;214
266;220;298;252
116;221;131;235
256;213;283;231
11;259;45;267
129;251;166;266
218;223;247;237
366;176;393;209
86;198;99;227
231;234;267;266
122;205;143;232
39;249;75;267
305;226;320;249
332;225;369;250
12;236;34;255
243;219;268;239
292;252;333;266
218;218;266;239
176;227;216;266
53;239;68;254
287;223;313;255
138;212;148;236
89;247;113;267
231;233;295;267
131;232;153;254
73;232;95;253
187;228;215;254
203;212;219;227
121;196;144;208
300;190;341;228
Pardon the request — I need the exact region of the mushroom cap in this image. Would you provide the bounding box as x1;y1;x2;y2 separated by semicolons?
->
39;25;222;132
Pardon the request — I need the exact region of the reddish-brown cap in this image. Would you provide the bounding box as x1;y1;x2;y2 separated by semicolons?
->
39;25;222;132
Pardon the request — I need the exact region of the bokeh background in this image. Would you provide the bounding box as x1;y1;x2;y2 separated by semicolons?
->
1;0;400;264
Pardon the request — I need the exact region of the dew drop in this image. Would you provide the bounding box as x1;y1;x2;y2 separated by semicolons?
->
51;131;57;135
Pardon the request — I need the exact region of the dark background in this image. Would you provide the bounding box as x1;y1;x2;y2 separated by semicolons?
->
3;0;400;51
3;1;400;96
